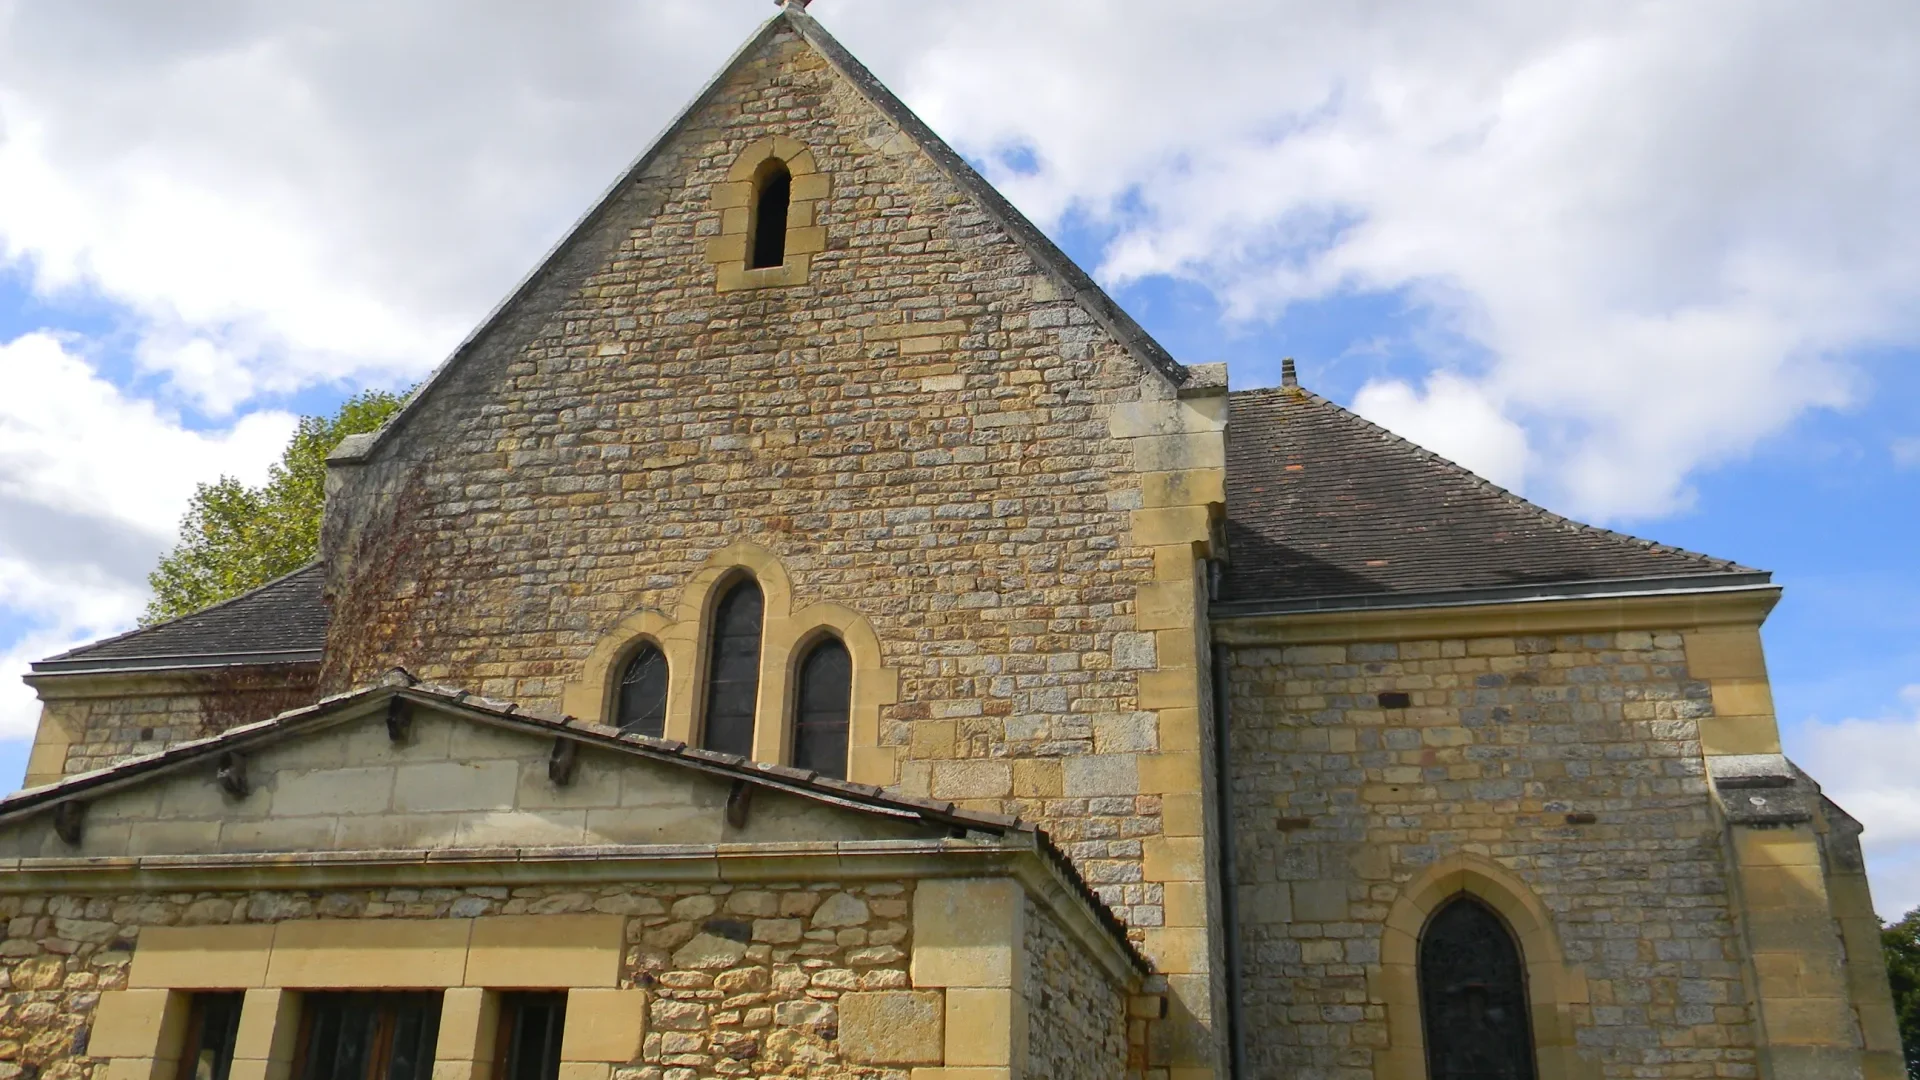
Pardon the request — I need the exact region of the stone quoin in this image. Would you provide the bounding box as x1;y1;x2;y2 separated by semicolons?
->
10;5;1900;1080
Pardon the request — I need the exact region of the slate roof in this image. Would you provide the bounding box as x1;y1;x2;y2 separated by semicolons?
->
1218;382;1768;611
32;564;326;675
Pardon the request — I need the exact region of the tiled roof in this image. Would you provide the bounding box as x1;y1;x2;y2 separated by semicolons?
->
1219;383;1766;609
33;564;327;674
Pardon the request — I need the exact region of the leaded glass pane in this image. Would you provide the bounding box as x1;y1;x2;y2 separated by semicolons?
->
793;637;851;779
702;579;763;758
616;644;669;738
1419;897;1537;1080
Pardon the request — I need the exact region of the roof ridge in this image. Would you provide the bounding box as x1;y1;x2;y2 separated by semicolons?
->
338;6;1187;469
1231;383;1754;575
39;561;325;665
781;7;1187;387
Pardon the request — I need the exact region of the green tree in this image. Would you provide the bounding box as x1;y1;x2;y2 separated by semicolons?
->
144;389;406;624
1889;906;1920;1079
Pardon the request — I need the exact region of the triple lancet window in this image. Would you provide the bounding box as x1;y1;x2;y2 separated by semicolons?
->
603;570;858;779
1419;896;1538;1080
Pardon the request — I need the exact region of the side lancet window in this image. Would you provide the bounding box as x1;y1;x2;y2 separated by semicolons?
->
793;636;852;780
615;643;669;738
750;161;791;269
702;577;764;758
1420;896;1538;1080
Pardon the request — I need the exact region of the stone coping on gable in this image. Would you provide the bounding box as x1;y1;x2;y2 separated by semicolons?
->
334;4;1192;473
0;671;1147;978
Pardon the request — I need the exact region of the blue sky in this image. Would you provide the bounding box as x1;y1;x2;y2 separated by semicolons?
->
0;0;1915;914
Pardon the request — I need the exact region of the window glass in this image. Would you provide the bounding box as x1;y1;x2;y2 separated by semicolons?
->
793;637;852;780
702;578;764;758
1419;897;1537;1080
496;993;568;1080
296;993;442;1080
750;164;791;269
616;644;669;738
177;993;245;1080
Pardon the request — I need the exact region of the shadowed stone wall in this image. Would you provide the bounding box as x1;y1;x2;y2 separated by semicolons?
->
1226;630;1760;1080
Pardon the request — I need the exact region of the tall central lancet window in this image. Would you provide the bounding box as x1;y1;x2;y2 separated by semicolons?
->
793;636;852;779
702;578;764;757
616;643;669;739
1419;896;1538;1080
750;162;791;269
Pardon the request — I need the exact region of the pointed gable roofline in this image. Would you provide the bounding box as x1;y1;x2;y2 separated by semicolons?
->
333;7;1187;470
0;671;1144;973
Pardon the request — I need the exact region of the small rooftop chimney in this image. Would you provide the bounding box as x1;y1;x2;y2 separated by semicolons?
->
1281;358;1298;388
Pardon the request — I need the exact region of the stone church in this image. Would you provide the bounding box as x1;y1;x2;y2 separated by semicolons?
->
6;4;1902;1080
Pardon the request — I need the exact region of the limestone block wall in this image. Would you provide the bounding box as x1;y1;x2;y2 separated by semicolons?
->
1225;629;1757;1080
314;19;1224;1073
23;667;320;787
2;881;911;1079
20;874;1143;1080
1023;895;1133;1080
318;21;1216;954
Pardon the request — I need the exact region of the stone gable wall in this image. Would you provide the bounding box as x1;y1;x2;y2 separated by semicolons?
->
320;27;1187;932
1226;630;1759;1080
27;668;320;786
1023;895;1132;1080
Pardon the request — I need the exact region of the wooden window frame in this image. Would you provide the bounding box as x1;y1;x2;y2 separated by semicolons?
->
493;992;568;1080
175;992;245;1080
292;992;442;1080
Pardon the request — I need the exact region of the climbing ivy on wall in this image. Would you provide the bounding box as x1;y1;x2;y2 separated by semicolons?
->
143;389;405;624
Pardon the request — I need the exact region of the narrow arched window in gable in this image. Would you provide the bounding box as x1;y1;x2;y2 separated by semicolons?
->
749;161;791;269
1420;896;1538;1080
702;577;764;758
793;636;852;779
615;643;669;739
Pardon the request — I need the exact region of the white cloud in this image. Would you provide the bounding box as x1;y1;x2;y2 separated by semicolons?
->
1351;372;1531;493
0;0;766;413
1793;685;1920;919
0;0;1913;514
838;0;1919;518
0;332;293;736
